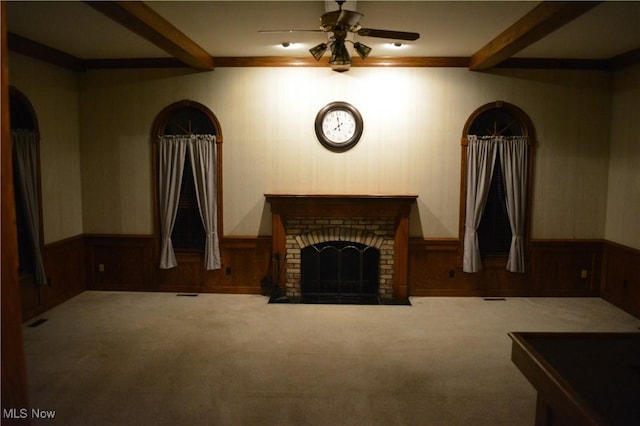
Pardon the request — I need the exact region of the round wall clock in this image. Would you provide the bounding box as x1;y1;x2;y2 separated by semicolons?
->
314;101;363;152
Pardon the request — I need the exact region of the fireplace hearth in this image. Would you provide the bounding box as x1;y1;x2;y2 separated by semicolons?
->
265;194;417;302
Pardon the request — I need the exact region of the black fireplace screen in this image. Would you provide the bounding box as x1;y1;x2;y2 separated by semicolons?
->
300;241;380;298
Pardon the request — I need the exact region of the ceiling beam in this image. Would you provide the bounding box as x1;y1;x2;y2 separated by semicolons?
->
8;33;85;71
85;1;214;71
607;48;640;71
469;1;602;71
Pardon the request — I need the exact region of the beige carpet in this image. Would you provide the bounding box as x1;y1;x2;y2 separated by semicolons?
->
22;292;640;426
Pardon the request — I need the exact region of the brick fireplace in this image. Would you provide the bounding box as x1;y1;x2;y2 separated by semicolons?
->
265;195;417;301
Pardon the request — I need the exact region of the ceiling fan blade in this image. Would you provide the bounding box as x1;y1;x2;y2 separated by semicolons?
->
321;10;363;30
258;29;323;34
357;28;420;41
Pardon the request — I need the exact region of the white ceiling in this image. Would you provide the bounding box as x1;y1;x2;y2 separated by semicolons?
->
6;1;640;63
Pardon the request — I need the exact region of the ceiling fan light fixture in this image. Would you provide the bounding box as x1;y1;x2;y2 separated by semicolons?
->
329;40;351;72
309;43;328;61
353;42;372;60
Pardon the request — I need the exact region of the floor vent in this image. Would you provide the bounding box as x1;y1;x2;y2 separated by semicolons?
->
176;293;198;297
28;318;48;327
483;297;506;301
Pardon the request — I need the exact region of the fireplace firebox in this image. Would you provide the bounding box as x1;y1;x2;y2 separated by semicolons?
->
301;241;380;302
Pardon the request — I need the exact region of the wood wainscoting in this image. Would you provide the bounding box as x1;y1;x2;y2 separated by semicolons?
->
84;234;271;295
85;234;154;291
601;241;640;318
155;237;272;294
23;235;639;320
21;235;85;321
529;240;602;296
408;239;603;298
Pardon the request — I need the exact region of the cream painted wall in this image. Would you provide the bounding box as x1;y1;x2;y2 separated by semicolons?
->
605;65;640;250
8;53;83;244
9;53;617;242
79;66;612;240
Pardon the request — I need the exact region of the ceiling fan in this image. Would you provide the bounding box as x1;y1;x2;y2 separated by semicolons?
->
260;0;420;72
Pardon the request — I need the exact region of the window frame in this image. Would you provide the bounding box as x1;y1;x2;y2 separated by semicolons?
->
459;101;536;265
150;100;223;259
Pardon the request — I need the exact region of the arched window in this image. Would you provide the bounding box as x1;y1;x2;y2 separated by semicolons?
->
10;86;47;286
151;100;223;270
460;101;535;273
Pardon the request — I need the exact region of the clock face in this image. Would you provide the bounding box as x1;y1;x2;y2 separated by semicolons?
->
321;109;357;144
315;102;363;152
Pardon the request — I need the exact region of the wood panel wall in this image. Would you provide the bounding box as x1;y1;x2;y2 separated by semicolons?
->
529;240;602;296
21;235;85;321
155;237;272;294
408;239;603;297
601;241;640;318
84;235;272;295
84;234;154;292
21;235;639;320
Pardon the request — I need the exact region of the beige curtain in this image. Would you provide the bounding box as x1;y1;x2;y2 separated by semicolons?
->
188;135;221;270
12;130;47;286
158;136;187;269
158;134;221;270
463;135;528;273
497;136;528;273
463;135;497;273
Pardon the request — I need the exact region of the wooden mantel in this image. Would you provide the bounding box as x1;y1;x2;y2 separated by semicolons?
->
265;194;417;301
265;194;417;218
